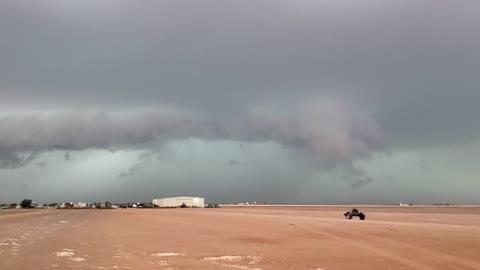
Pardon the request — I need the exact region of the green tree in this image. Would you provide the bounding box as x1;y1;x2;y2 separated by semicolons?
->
20;199;33;209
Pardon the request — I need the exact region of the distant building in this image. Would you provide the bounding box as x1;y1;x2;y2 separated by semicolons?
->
31;201;40;208
152;196;205;208
74;202;87;208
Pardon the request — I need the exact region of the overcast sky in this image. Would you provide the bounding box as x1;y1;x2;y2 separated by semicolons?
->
1;1;480;204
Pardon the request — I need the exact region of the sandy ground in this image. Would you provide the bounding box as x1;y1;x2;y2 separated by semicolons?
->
1;206;480;270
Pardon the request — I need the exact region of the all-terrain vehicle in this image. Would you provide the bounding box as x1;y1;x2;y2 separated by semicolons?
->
344;208;366;220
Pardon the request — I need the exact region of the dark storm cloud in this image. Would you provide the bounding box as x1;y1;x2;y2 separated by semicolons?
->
1;1;480;173
0;151;36;169
0;98;385;169
0;109;210;167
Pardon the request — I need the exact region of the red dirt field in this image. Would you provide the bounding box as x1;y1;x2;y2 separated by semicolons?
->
1;206;480;270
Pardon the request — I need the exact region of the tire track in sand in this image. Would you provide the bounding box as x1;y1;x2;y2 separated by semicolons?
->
313;221;480;270
293;223;436;270
294;222;480;270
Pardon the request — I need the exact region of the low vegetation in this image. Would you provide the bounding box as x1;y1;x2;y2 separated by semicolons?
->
20;199;34;209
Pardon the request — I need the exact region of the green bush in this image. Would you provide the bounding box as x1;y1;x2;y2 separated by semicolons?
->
20;199;33;209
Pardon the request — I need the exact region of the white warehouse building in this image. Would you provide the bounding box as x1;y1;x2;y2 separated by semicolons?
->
152;196;205;208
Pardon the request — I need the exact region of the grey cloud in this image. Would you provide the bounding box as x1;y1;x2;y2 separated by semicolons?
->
0;98;385;170
0;151;37;169
336;165;375;189
117;152;154;178
231;98;386;169
36;161;47;168
350;177;374;189
229;160;240;166
117;163;145;178
1;1;480;148
0;109;206;168
1;1;480;129
1;1;480;202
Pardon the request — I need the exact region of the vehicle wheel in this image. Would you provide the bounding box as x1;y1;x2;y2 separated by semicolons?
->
359;213;365;220
347;214;353;219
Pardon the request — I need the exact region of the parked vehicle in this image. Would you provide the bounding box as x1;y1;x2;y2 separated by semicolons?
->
344;208;366;220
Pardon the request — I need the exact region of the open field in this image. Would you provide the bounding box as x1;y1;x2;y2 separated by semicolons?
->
1;206;480;270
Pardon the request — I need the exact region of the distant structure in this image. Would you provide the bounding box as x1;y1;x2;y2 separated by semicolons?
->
74;202;87;208
152;196;205;208
399;203;412;206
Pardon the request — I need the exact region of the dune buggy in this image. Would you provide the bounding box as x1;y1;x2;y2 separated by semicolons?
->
344;208;366;220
